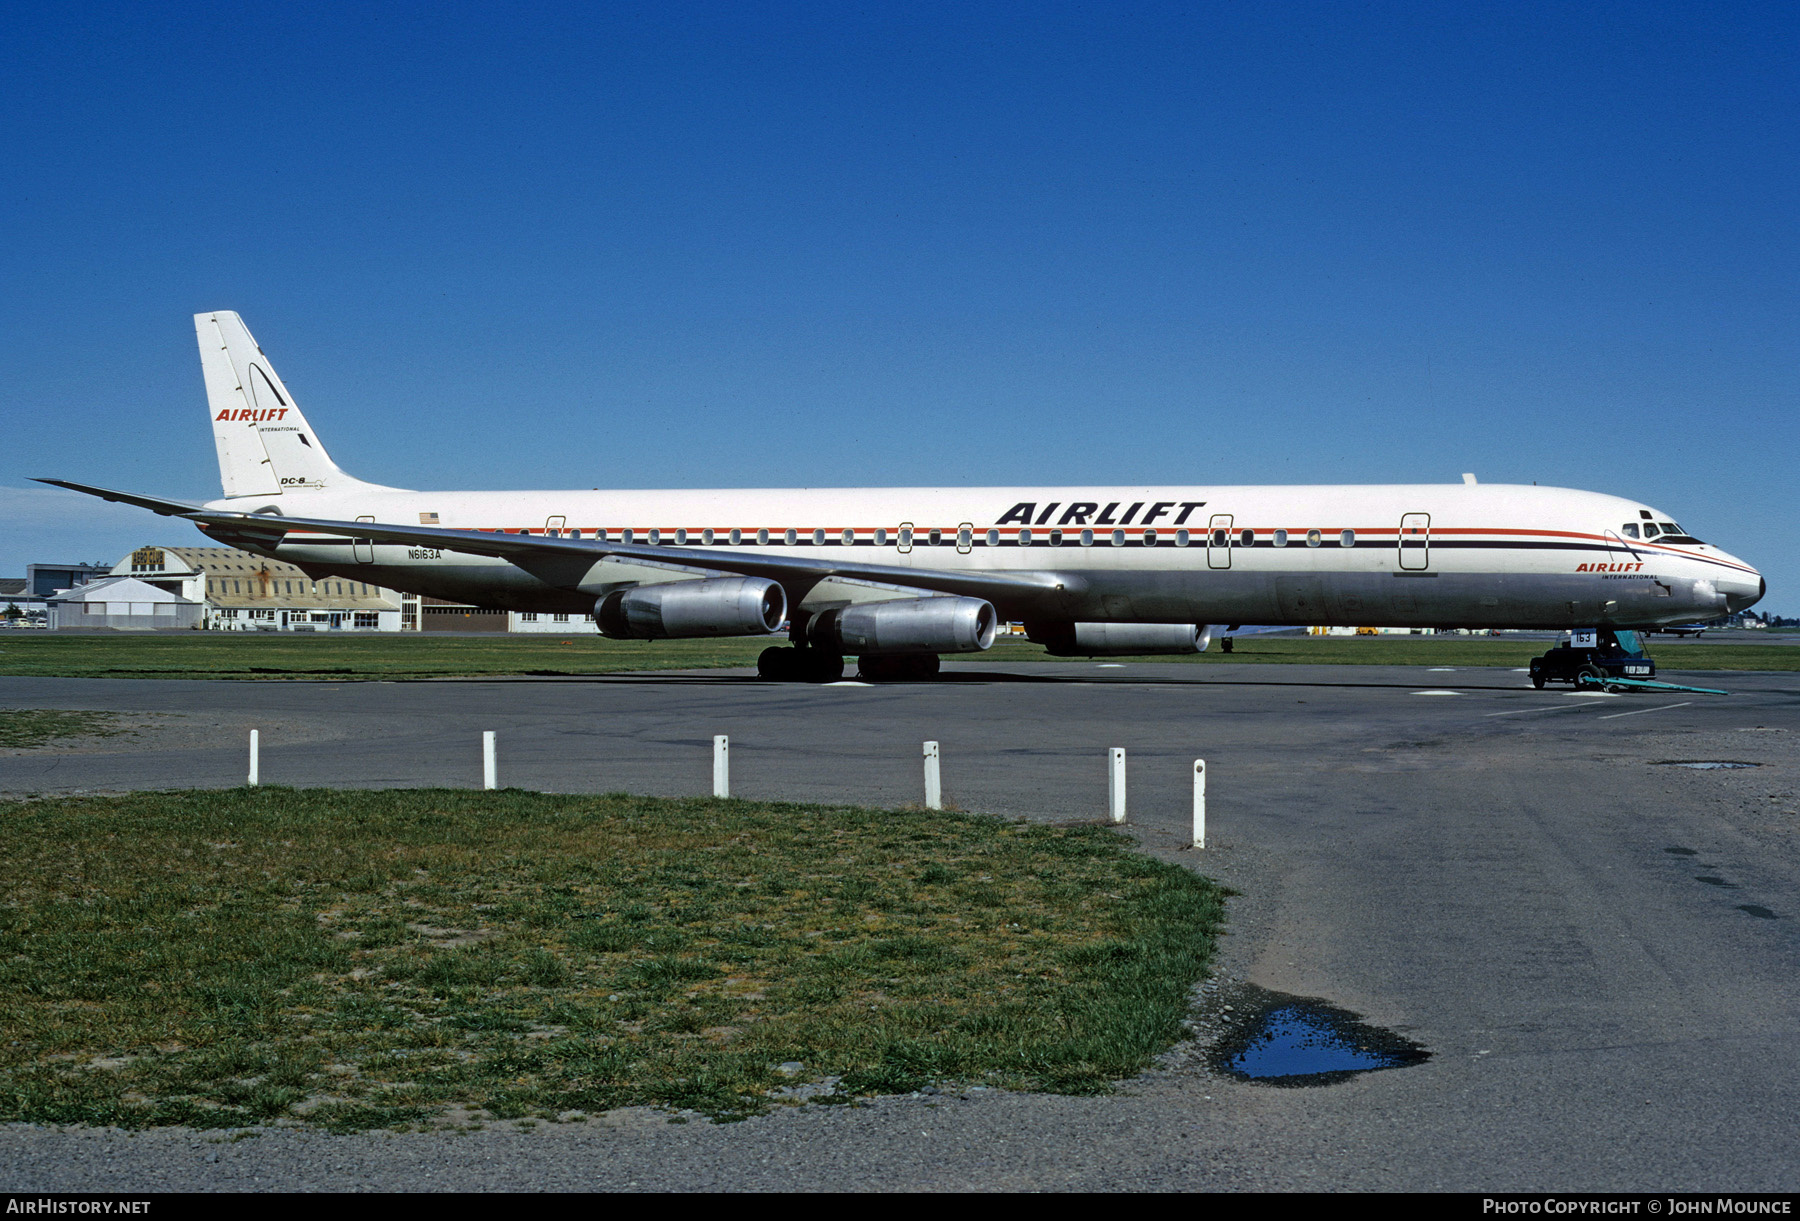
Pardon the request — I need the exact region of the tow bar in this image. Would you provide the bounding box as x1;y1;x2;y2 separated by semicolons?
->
1575;673;1730;696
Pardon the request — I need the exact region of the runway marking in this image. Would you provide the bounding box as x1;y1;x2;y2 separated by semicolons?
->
1411;689;1462;696
1598;702;1693;720
823;681;873;687
1427;667;1457;672
1569;691;1623;698
1484;703;1594;717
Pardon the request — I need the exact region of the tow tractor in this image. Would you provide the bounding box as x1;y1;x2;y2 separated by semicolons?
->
1530;629;1655;688
1528;629;1728;695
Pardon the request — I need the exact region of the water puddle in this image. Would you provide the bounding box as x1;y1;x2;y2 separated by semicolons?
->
1209;988;1429;1086
1656;761;1760;770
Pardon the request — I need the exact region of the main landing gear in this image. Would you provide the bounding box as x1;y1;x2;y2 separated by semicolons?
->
754;648;943;682
756;647;845;682
855;654;940;682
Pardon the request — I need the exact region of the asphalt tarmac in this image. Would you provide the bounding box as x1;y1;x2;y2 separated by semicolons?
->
3;660;1798;1192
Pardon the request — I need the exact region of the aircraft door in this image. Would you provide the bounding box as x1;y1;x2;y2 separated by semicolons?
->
1398;513;1430;570
545;515;566;538
354;516;374;565
898;522;914;554
1207;514;1233;569
956;522;973;554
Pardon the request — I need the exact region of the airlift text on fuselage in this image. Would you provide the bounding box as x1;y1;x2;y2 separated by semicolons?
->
994;501;1207;527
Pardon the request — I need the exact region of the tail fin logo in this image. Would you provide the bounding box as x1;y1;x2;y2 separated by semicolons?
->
197;310;395;499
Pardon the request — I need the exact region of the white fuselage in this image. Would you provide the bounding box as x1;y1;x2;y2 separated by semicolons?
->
218;481;1763;631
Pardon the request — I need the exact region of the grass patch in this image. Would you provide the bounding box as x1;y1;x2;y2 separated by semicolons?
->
0;789;1225;1128
0;709;127;749
0;635;772;680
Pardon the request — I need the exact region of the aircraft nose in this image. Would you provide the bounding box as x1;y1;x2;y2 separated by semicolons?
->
1718;566;1765;615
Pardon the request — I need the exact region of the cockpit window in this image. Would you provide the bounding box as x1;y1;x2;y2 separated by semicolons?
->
1656;522;1705;544
1622;523;1640;539
1642;523;1659;538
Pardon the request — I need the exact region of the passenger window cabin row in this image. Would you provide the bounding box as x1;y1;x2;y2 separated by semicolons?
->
526;526;1362;548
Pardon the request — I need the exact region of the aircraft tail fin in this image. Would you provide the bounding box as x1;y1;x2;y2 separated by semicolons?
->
195;311;387;499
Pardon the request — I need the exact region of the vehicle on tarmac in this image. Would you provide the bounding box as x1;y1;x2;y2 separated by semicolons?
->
1529;630;1656;688
40;312;1767;681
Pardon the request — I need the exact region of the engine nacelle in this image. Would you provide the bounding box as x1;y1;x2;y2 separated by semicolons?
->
594;577;786;640
810;596;998;655
1027;622;1213;656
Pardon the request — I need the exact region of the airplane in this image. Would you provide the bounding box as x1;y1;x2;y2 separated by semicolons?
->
40;311;1766;681
1648;623;1712;637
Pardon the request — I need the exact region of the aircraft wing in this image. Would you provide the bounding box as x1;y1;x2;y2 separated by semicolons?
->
34;479;208;517
39;480;1079;606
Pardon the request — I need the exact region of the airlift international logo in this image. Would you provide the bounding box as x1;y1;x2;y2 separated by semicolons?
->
215;408;290;423
994;500;1207;527
1577;562;1645;572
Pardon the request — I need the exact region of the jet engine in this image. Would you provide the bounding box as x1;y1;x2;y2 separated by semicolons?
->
594;577;786;640
809;596;998;655
1027;622;1213;656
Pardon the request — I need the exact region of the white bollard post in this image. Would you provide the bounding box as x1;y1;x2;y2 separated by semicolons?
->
713;735;730;798
1108;747;1127;823
248;729;259;786
1192;758;1207;849
482;731;497;790
923;740;942;810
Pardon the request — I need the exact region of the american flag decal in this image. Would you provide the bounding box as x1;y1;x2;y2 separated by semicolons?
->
420;512;439;524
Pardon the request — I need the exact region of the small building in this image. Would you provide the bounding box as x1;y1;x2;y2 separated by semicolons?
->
509;610;598;634
26;562;110;597
47;576;204;631
416;598;599;633
0;578;48;627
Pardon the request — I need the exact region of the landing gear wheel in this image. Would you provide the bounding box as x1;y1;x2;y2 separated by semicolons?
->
802;651;845;682
857;654;941;682
758;647;844;682
856;655;898;682
757;646;797;680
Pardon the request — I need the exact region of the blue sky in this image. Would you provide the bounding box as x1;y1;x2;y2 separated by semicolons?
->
3;2;1795;611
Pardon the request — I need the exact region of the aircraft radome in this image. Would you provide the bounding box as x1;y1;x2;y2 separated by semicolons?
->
41;311;1765;681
